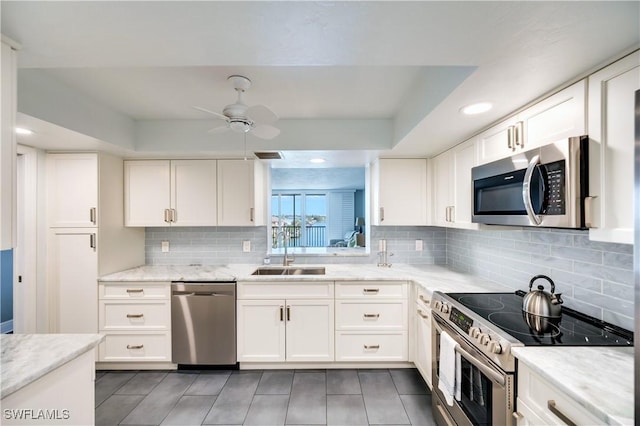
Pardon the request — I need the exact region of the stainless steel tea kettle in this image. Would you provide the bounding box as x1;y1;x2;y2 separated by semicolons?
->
522;275;563;318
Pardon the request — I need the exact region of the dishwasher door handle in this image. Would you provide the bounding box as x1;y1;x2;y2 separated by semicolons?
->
172;291;233;297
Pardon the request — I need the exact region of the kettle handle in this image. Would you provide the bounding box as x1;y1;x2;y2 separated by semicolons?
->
529;274;555;293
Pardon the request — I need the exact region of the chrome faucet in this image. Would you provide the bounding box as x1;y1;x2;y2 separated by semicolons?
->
275;230;295;266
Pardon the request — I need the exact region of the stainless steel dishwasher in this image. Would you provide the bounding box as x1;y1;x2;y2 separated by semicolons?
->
171;281;236;366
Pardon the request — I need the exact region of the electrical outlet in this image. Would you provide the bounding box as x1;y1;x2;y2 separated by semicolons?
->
415;239;423;251
242;240;251;252
161;241;170;253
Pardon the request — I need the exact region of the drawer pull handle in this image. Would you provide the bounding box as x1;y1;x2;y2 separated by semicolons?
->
364;344;380;350
286;305;291;321
417;309;429;319
363;313;380;319
547;400;577;426
279;306;284;322
418;295;430;304
126;344;144;350
363;288;379;294
126;314;144;319
126;289;144;294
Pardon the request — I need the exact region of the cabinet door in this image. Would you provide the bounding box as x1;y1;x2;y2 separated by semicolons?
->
477;117;518;165
286;299;335;362
431;151;452;227
1;41;16;249
171;160;217;226
48;229;98;333
47;153;98;228
521;80;586;150
451;138;479;228
124;160;171;226
237;300;285;362
414;303;432;389
588;52;639;244
376;159;428;226
217;160;256;226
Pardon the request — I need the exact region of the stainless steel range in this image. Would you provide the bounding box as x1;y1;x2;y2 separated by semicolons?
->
430;290;633;426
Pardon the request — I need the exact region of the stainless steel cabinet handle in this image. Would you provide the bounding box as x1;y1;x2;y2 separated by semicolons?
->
126;289;144;294
379;207;384;222
164;209;170;223
126;344;144;350
512;411;523;420
547;400;577;426
279;306;284;322
286;305;291;321
515;121;524;148
363;288;379;294
171;209;177;223
89;233;96;250
418;295;430;304
90;207;97;224
126;314;144;318
507;126;514;150
449;206;455;222
250;207;255;222
584;196;596;228
364;344;380;350
417;309;429;319
363;313;380;319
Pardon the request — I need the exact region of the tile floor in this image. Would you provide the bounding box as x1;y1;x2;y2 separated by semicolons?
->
95;368;437;425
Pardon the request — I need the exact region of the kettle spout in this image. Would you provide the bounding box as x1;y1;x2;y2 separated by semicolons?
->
551;293;563;305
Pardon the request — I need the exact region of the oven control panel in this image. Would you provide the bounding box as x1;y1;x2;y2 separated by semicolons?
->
449;307;473;334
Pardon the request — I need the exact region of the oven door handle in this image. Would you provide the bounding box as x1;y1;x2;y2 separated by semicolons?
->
522;154;542;226
434;318;506;387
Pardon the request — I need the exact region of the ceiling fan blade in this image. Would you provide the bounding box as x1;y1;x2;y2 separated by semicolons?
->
207;125;230;134
246;104;279;125
251;124;280;140
193;106;229;121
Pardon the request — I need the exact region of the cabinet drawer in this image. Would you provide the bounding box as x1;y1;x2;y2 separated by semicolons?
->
237;282;334;299
335;331;407;361
99;333;171;362
518;364;601;425
100;301;169;331
336;281;407;299
100;282;170;299
335;300;407;330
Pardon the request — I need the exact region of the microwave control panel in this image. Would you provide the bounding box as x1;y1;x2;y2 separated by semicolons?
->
542;160;565;215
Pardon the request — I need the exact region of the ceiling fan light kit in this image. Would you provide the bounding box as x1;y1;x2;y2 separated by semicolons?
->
194;75;281;140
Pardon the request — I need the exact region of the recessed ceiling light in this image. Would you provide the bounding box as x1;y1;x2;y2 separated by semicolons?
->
310;158;326;164
460;102;493;115
15;127;34;135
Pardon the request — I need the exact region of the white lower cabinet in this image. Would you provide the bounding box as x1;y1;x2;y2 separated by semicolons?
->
413;286;433;389
98;282;171;363
516;363;601;425
236;282;335;363
335;281;408;362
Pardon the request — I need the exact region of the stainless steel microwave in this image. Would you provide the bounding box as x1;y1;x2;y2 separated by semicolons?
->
471;136;589;228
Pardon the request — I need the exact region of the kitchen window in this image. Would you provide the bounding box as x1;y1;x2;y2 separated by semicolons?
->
271;192;327;247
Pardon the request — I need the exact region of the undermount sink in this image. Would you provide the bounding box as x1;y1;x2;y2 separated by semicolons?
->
251;266;326;276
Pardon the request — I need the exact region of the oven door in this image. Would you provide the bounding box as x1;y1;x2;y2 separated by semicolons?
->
431;315;514;426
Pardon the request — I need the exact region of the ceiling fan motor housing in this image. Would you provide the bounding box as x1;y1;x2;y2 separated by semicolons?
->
229;118;253;133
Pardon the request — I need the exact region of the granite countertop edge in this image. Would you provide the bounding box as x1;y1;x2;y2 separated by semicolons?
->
1;334;105;399
512;346;634;426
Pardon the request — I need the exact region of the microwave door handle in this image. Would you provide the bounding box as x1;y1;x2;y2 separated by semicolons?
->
522;155;542;226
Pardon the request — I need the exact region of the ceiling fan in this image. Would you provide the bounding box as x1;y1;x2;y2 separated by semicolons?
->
194;75;281;140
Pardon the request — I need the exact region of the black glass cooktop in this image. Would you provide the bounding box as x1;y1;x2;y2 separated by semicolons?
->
446;291;633;346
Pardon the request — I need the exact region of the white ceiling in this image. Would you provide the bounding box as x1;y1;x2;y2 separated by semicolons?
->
4;1;639;166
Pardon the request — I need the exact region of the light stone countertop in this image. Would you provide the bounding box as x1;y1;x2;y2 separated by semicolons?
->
512;346;634;426
99;263;632;425
0;333;104;399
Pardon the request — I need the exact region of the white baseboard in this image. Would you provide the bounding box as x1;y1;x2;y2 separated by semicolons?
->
1;319;14;334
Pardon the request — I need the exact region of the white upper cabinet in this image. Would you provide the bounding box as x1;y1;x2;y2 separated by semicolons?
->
431;138;479;229
1;40;17;249
217;159;266;226
478;80;586;165
171;160;217;226
125;160;217;227
47;153;99;228
587;51;640;244
372;158;428;226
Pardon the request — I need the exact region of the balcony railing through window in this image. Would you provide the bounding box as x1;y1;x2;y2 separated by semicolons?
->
272;225;326;247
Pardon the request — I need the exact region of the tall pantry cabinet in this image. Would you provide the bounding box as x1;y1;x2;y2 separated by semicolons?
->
47;153;144;333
